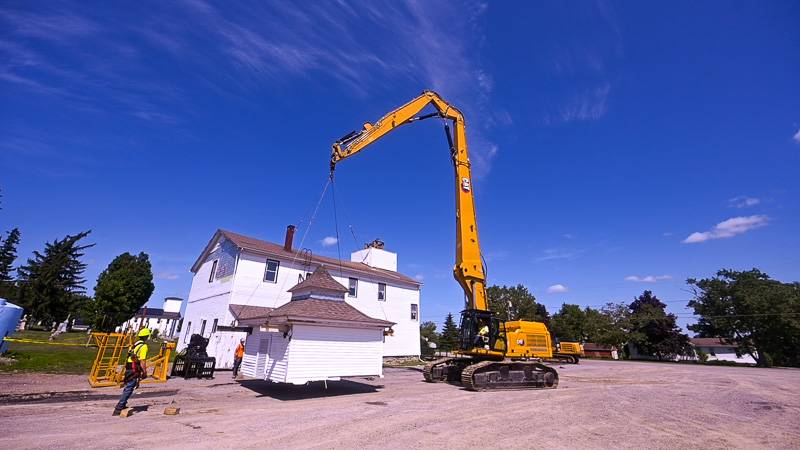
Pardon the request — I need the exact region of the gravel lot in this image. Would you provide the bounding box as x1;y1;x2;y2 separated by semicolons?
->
1;359;798;449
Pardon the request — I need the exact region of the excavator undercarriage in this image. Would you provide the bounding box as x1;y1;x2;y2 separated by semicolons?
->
424;357;558;391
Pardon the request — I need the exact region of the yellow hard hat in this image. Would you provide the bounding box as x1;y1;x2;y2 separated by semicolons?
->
138;328;151;338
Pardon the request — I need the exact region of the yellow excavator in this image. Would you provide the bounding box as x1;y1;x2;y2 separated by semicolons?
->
330;91;558;390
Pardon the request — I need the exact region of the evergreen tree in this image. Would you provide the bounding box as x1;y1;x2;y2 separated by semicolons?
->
0;228;20;282
84;252;155;332
627;290;692;360
440;313;460;352
0;228;21;300
16;231;93;327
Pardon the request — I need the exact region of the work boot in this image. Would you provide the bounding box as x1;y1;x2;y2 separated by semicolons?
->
112;408;123;416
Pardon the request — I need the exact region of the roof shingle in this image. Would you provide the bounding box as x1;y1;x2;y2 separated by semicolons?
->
267;299;394;327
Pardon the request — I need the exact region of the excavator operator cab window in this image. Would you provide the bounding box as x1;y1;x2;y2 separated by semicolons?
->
458;309;503;352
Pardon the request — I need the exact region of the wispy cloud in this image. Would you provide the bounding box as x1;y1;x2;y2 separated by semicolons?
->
535;247;587;262
625;275;672;283
793;128;800;143
0;0;503;174
320;236;338;247
156;271;179;281
557;83;610;123
728;196;760;208
683;215;769;244
414;274;425;282
547;284;569;294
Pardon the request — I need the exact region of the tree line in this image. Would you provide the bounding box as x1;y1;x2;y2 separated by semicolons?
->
0;224;155;333
420;271;800;367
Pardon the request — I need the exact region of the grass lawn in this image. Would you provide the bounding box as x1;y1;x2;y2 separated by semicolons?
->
1;330;97;374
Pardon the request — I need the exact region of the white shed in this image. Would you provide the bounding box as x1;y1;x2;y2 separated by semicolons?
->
241;266;394;385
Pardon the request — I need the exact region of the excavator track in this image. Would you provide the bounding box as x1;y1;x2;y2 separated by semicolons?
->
549;354;579;364
423;357;454;382
460;359;559;391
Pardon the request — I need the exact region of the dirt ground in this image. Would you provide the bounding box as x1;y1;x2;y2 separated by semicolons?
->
1;359;798;449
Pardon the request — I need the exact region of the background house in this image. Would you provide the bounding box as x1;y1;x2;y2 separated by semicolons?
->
117;296;183;339
583;343;618;359
180;226;422;369
690;337;757;364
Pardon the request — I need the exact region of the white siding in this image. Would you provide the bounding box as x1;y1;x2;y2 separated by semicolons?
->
228;250;420;356
284;325;383;384
241;332;262;378
207;330;248;369
265;334;290;382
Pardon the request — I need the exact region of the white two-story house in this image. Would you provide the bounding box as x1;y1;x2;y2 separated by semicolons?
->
179;226;421;368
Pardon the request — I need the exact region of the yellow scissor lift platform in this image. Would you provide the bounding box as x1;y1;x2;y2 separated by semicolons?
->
88;332;176;388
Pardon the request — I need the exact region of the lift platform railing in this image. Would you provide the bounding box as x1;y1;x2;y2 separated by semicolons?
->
88;332;176;388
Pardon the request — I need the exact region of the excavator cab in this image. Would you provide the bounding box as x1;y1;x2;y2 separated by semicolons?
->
458;309;505;353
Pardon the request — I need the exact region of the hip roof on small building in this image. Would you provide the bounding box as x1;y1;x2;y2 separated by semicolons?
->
266;298;395;328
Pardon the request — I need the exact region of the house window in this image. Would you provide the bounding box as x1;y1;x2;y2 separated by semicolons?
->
212;318;218;334
176;319;183;333
208;260;218;283
411;304;418;320
183;322;192;343
264;259;280;283
348;278;358;297
200;319;207;337
378;283;386;301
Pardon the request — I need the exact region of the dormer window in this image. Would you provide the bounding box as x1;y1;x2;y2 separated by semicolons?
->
378;283;386;301
348;278;358;297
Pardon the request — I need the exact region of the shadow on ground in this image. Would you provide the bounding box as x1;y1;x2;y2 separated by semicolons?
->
0;389;180;406
239;379;383;401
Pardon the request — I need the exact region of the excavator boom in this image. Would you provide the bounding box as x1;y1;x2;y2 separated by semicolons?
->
331;90;487;312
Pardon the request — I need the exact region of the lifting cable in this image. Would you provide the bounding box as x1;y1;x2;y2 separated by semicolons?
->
236;176;333;309
330;177;345;278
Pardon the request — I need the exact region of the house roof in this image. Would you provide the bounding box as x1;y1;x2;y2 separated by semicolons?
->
190;229;420;287
134;308;181;320
266;298;394;328
288;265;348;293
583;342;615;352
229;304;274;321
691;337;737;348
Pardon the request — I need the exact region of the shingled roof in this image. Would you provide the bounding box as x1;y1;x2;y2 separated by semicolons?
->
266;298;394;328
190;229;420;286
288;265;348;293
229;304;274;321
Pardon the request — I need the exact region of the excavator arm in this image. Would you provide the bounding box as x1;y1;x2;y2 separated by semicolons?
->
330;90;488;311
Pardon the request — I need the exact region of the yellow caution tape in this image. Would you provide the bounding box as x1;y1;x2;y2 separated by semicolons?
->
2;337;95;347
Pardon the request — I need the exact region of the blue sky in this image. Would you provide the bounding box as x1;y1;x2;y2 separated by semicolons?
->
2;1;798;330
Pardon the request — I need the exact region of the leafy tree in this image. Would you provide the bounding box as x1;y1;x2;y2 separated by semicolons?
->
487;284;549;323
419;321;439;358
84;252;155;332
440;313;460;352
627;290;692;360
594;302;630;349
0;228;21;300
16;231;94;327
688;269;800;367
550;304;586;341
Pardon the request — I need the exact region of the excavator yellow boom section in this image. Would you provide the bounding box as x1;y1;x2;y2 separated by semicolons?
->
331;91;487;311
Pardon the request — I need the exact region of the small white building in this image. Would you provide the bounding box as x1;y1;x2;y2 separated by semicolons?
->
690;338;757;365
241;266;393;384
180;227;422;369
117;297;184;339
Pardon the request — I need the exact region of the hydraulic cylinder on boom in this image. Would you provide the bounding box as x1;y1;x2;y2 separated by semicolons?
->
330;91;558;391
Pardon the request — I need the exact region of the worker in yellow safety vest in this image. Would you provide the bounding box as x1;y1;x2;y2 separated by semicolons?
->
113;328;150;416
